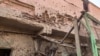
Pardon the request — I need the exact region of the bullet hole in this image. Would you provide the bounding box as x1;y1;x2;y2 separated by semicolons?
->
39;8;41;10
73;12;76;15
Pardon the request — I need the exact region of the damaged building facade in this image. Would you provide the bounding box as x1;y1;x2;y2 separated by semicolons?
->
0;0;100;56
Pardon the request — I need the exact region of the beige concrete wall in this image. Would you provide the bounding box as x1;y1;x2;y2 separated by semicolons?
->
1;33;35;56
0;25;35;56
0;0;35;15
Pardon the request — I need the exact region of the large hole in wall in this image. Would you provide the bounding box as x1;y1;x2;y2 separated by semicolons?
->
0;49;11;56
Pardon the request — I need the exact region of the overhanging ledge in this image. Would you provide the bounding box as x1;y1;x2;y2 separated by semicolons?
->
0;16;43;33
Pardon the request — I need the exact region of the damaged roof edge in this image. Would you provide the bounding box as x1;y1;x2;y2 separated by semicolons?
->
0;6;89;38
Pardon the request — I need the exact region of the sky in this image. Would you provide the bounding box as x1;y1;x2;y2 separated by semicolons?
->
89;0;100;7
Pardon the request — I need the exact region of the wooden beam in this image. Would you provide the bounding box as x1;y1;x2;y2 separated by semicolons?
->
60;12;85;43
38;35;75;48
74;19;82;56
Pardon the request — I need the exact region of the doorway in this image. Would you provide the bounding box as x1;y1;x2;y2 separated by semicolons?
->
0;49;11;56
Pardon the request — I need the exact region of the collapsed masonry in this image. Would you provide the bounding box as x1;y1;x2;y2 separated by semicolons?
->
0;0;100;56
